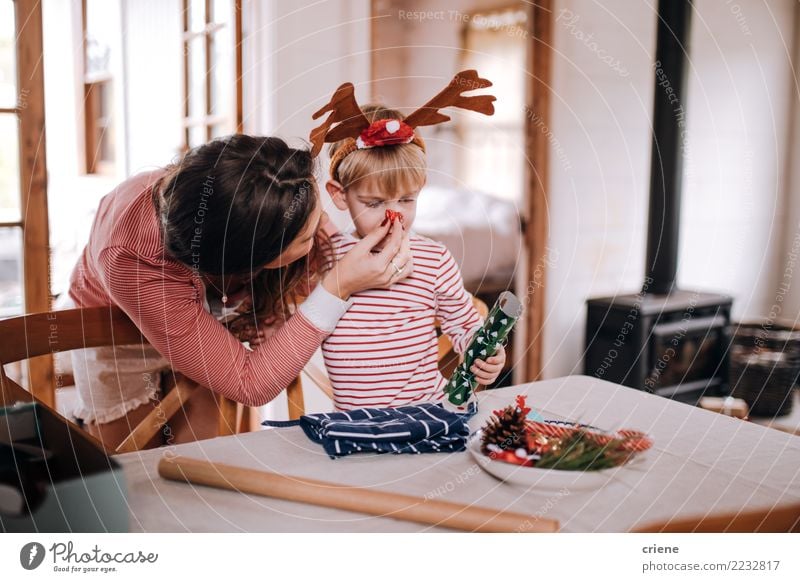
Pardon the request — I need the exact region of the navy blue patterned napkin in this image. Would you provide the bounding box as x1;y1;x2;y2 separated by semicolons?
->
262;402;476;459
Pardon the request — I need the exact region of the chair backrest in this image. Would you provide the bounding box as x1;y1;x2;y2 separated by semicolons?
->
0;307;144;453
0;307;145;367
0;306;144;411
0;307;239;455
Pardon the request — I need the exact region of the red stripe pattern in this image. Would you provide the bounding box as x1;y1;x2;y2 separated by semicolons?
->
323;231;482;411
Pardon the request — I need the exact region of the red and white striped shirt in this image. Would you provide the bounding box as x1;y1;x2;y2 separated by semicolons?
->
322;231;483;410
68;170;352;407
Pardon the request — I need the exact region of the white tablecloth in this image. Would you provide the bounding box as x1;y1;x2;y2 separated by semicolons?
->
116;375;800;532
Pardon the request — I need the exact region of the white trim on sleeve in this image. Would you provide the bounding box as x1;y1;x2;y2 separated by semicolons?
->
298;283;354;333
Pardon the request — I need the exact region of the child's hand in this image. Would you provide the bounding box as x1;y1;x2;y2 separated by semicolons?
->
322;219;413;299
471;344;506;386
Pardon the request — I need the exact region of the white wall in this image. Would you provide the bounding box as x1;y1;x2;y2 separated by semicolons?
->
243;0;371;143
679;0;795;321
542;0;798;378
544;0;656;378
242;0;370;233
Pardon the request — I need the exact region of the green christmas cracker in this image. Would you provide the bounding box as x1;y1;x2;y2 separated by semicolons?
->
443;291;523;408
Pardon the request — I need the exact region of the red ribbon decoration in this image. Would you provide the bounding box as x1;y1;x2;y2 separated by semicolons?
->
357;118;415;149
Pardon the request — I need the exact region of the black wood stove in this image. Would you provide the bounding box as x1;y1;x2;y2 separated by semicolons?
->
584;0;733;404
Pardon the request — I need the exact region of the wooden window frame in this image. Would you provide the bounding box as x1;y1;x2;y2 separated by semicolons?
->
523;0;553;381
457;4;529;209
3;0;54;404
83;77;114;175
181;0;243;149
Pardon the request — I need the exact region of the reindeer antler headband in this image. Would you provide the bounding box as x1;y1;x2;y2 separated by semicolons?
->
310;70;497;180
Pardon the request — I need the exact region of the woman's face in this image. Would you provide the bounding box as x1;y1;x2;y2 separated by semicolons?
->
208;192;323;291
262;201;323;269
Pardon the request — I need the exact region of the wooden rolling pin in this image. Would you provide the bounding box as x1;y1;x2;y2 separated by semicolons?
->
158;455;558;533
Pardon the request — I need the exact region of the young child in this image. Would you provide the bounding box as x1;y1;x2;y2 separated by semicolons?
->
319;102;506;410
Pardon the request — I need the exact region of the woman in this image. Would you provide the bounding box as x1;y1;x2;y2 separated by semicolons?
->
68;135;413;449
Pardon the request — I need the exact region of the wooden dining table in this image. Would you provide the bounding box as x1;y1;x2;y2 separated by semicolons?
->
116;375;800;532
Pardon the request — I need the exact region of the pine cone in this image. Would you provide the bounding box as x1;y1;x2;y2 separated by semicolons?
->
481;404;528;455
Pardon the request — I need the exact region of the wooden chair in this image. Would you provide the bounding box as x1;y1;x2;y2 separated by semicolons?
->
0;306;242;455
285;296;490;419
634;503;800;533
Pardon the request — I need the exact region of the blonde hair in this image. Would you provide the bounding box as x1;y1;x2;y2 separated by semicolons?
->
328;104;426;194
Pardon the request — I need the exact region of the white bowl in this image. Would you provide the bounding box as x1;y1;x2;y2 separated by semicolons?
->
467;430;641;491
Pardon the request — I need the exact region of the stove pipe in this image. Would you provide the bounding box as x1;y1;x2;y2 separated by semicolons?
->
644;0;692;295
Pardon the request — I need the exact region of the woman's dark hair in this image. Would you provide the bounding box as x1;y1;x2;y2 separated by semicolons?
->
154;134;329;318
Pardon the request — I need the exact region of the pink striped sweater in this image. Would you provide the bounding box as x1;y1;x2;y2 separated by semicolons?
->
322;231;483;410
68;170;352;407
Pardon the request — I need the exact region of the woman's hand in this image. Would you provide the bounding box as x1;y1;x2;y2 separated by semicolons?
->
471;344;506;386
321;220;413;300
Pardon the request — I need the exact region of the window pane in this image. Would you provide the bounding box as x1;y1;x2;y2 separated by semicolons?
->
85;81;115;173
188;0;206;32
211;0;232;25
0;113;20;222
461;8;527;204
0;226;22;318
84;0;114;78
188;125;206;148
187;36;206;120
95;82;115;163
210;124;228;139
209;27;232;121
0;1;16;108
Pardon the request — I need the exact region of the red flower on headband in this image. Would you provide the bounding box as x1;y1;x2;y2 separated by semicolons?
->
356;119;415;149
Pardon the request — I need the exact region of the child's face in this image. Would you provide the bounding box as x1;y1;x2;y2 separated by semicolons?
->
327;179;422;238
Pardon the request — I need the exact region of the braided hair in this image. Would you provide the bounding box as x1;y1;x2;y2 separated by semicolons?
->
155;134;331;319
